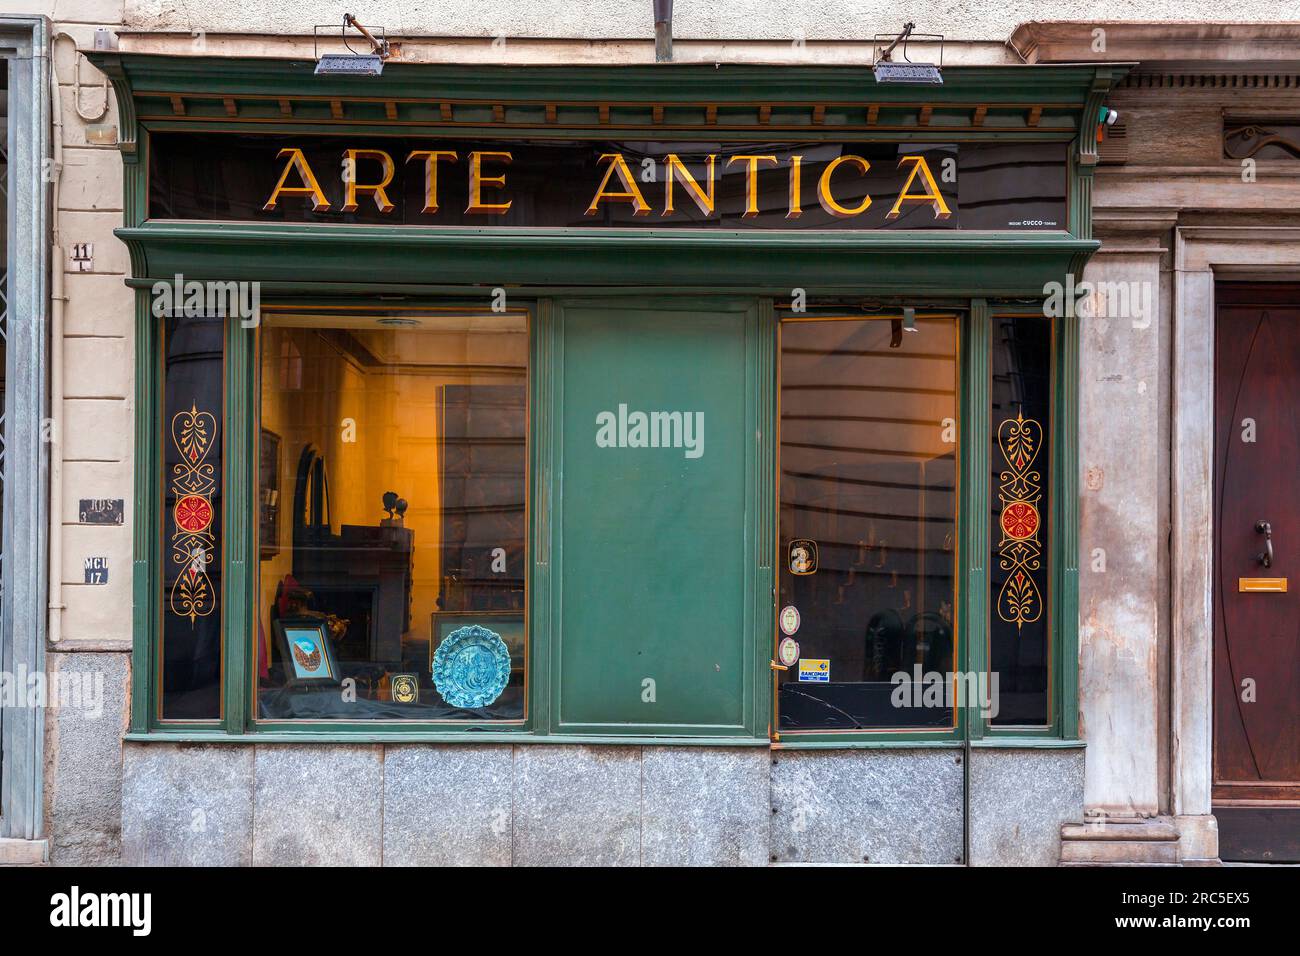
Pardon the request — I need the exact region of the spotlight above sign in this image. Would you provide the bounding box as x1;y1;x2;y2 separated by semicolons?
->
314;13;391;76
873;22;944;86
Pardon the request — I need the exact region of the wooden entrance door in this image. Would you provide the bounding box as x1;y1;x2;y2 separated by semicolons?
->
1214;283;1300;862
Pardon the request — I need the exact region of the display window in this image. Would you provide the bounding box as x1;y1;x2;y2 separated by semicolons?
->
149;299;1068;739
775;313;959;732
254;306;528;721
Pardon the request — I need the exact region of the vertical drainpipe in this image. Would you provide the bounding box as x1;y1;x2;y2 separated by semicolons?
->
47;35;66;645
654;0;673;62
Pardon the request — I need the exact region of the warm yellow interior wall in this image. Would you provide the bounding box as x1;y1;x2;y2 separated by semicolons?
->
257;327;440;648
257;323;525;669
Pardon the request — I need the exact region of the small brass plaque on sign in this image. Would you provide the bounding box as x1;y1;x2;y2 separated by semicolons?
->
1239;577;1288;593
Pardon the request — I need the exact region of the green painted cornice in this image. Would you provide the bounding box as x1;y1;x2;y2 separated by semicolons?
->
116;222;1097;295
87;52;1131;143
88;52;1130;105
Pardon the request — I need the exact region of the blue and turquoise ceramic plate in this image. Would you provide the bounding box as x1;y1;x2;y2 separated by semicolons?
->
431;624;511;709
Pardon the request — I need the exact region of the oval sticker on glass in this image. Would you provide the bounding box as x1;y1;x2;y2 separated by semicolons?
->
777;636;800;667
779;605;801;636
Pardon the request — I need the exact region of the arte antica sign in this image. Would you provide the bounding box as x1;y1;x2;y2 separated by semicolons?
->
148;133;1068;230
262;146;952;221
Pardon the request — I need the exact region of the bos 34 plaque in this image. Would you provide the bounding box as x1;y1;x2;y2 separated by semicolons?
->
79;498;124;525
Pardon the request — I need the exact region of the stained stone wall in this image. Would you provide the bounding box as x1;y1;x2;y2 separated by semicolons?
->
123;743;777;866
43;652;130;865
770;748;965;864
117;742;1051;866
967;746;1086;866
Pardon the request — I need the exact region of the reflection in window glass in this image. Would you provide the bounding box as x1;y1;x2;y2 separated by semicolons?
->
257;310;527;720
777;315;958;731
989;316;1051;725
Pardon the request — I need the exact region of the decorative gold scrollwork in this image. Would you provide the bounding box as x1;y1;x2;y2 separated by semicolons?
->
996;410;1044;631
169;403;218;625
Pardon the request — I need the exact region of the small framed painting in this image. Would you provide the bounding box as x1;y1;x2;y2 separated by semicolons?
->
274;618;340;686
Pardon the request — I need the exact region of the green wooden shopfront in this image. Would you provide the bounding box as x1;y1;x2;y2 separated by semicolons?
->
96;51;1126;865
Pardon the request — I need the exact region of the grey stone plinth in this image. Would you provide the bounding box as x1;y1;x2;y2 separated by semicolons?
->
0;838;48;865
383;745;513;866
770;748;964;864
642;747;769;866
513;746;641;866
968;746;1085;866
121;743;254;866
252;745;383;866
45;652;129;865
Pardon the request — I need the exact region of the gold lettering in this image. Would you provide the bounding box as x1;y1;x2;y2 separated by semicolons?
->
817;154;872;218
341;149;396;213
726;155;779;217
664;154;716;216
887;155;952;220
406;150;458;214
263;148;331;212
787;154;804;219
586;153;651;216
466;151;513;215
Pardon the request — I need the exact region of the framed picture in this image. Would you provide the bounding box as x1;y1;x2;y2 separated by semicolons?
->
389;672;419;704
259;429;281;560
430;610;526;672
273;618;340;686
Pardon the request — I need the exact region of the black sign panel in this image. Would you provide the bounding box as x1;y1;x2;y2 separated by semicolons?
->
148;132;1068;231
84;556;109;584
78;498;124;525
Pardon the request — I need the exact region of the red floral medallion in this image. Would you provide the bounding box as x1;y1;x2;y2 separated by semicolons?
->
175;493;213;534
1000;501;1039;541
995;410;1045;632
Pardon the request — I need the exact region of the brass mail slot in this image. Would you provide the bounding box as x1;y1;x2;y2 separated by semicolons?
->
1239;577;1288;593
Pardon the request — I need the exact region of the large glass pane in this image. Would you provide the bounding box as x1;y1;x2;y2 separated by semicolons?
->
256;308;528;720
777;314;958;731
161;314;224;720
989;315;1052;725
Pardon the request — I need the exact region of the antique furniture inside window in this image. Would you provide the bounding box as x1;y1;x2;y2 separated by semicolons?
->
255;308;528;720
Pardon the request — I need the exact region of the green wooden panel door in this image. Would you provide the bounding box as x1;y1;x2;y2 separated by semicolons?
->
553;298;761;736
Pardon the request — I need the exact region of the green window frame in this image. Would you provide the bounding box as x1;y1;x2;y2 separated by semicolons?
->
129;293;1078;744
769;301;1078;747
